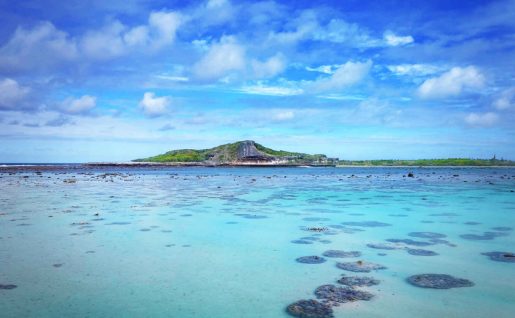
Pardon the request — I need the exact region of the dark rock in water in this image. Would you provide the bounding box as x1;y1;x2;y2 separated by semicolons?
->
407;249;438;256
52;263;64;268
105;222;131;225
0;284;17;289
407;172;414;178
291;239;314;245
226;221;238;224
296;256;326;264
337;276;380;287
286;299;333;318
408;232;446;239
300;237;320;241
460;231;508;240
241;214;268;219
386;238;433;247
314;284;373;305
407;274;474;289
341;221;391;227
491;227;512;232
336;261;387;273
481;251;515;263
366;243;399;250
464;221;481;225
377;253;387;256
322;250;361;258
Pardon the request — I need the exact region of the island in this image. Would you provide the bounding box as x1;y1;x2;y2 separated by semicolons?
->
132;140;339;166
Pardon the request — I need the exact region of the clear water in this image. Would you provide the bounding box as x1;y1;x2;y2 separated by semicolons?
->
1;167;514;318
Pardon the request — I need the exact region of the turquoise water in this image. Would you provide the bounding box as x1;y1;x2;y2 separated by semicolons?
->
1;167;514;317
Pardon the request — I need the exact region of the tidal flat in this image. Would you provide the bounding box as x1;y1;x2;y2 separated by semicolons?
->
0;166;514;317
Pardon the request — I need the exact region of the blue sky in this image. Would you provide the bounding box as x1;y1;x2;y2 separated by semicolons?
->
0;0;514;162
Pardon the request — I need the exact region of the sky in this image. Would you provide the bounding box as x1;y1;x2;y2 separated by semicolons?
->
0;0;514;162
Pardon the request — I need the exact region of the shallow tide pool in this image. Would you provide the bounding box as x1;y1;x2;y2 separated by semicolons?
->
1;167;514;317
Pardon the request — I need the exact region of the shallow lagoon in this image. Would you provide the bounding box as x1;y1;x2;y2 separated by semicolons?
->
1;167;514;317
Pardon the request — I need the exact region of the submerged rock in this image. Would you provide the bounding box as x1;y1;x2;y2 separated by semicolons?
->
341;221;391;227
366;243;399;250
408;232;446;239
291;240;314;245
322;250;361;258
407;249;438;256
0;284;17;290
286;299;334;318
481;251;515;263
407;274;474;289
491;227;512;232
336;261;387;273
460;232;508;240
296;256;326;264
337;276;380;287
314;284;373;305
386;238;433;247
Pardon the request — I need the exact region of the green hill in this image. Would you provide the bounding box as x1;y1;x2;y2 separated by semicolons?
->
133;140;337;166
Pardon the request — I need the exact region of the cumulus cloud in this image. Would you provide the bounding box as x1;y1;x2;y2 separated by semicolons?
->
0;22;77;73
139;92;171;116
309;60;372;92
383;31;414;46
61;95;97;114
192;36;246;81
387;64;442;76
418;66;485;99
492;87;514;110
0;78;31;109
313;19;378;47
81;10;183;59
251;54;286;79
0;10;182;72
464;112;499;127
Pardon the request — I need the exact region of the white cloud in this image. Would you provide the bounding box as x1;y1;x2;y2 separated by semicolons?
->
313;19;378;47
492;87;514;110
0;11;183;72
192;36;246;81
139;92;171;116
0;22;77;73
383;31;414;46
387;64;442;76
464;112;499;127
306;64;338;74
81;10;183;59
272;110;295;121
61;95;96;114
148;11;183;48
155;75;189;82
309;60;372;92
0;78;31;109
239;83;303;96
251;53;286;79
418;66;485;99
80;21;128;59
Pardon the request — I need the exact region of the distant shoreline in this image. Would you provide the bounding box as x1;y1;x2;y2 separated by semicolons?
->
1;162;515;172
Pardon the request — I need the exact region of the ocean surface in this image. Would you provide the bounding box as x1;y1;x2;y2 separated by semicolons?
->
1;167;514;318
